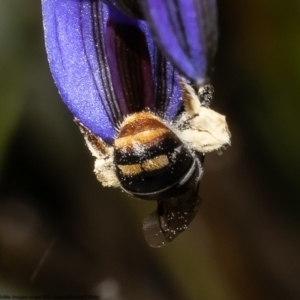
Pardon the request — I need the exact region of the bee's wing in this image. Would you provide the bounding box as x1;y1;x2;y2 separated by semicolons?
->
142;182;202;248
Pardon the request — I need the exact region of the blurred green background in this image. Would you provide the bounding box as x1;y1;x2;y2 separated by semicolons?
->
0;1;299;299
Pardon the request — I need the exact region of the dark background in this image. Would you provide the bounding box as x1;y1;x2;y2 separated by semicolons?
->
0;1;299;299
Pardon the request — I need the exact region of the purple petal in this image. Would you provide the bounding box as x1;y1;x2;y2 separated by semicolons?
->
153;54;183;120
42;0;118;142
140;0;218;86
105;8;182;118
106;9;154;114
135;20;183;119
102;0;143;18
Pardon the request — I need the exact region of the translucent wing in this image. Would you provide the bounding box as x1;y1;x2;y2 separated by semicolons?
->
142;182;202;247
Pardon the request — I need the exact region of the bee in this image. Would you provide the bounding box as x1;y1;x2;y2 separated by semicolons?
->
76;82;229;247
42;0;230;247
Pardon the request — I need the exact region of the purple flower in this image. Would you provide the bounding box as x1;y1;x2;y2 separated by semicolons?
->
104;0;218;85
42;0;182;143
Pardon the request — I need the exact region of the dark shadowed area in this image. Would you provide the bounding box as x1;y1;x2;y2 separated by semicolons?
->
0;1;299;299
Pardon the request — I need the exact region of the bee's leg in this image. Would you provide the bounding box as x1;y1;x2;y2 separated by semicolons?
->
75;119;120;188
